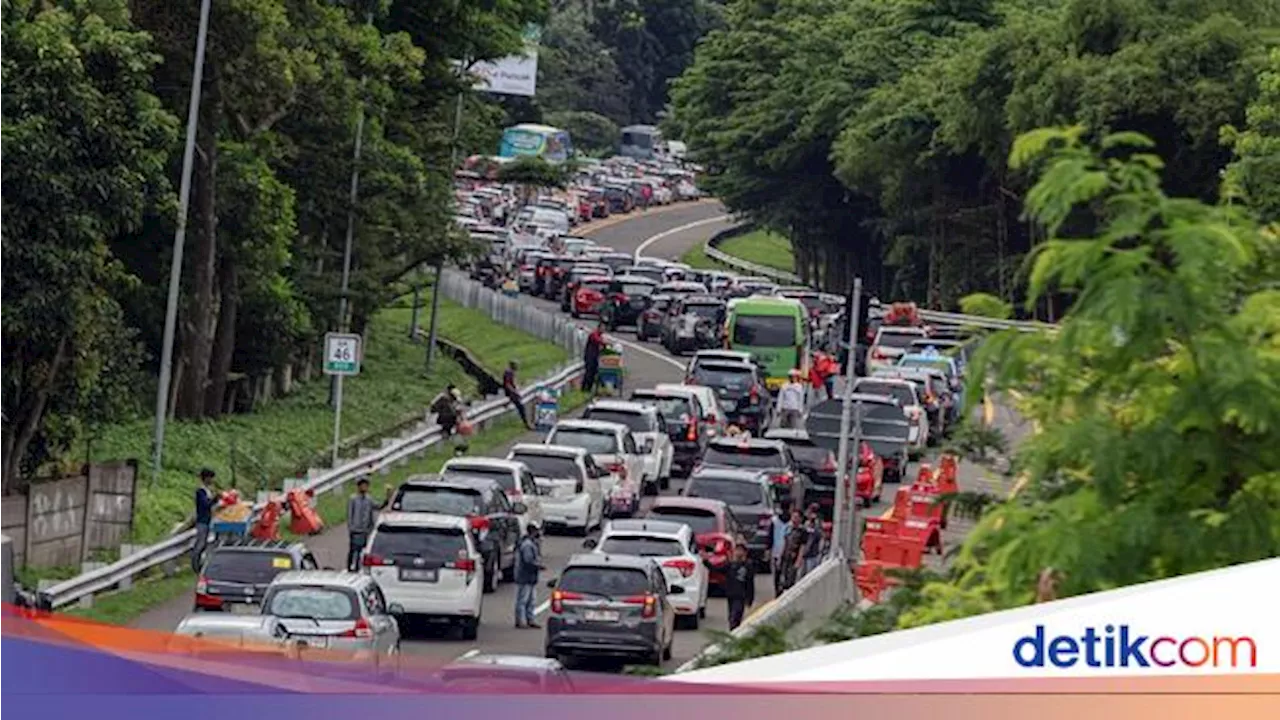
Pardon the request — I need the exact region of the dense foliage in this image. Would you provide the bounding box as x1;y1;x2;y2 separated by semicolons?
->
668;0;1280;308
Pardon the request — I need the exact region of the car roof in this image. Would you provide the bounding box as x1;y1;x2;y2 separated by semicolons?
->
602;518;691;539
563;552;656;571
400;475;496;493
613;275;658;285
654;382;712;397
447;652;564;671
688;467;772;483
375;511;471;530
176;614;281;632
269;570;372;589
647;496;729;514
509;443;588;459
210;538;307;555
680;295;724;305
586;399;653;415
707;436;787;450
693;350;753;362
694;361;755;373
551;418;628;433
443;457;525;473
848;392;900;405
762;428;812;442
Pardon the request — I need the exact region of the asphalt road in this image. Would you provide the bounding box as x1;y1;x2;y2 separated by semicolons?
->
132;200;1018;673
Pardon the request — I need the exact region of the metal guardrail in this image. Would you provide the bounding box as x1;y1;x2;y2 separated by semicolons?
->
673;550;854;675
701;231;1056;333
40;364;583;610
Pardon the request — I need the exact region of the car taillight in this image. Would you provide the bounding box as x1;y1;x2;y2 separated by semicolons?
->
469;515;491;532
340;617;374;639
686;421;698;442
608;462;627;480
623;594;658;618
771;472;793;486
663;558;696;578
448;557;477;573
362;553;392;567
550;589;582;614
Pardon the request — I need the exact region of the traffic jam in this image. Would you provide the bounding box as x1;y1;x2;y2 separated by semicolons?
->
172;160;979;680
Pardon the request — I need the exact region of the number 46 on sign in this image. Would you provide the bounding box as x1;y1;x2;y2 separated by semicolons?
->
324;333;362;376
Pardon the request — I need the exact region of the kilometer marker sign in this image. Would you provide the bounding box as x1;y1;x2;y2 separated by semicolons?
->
323;333;362;376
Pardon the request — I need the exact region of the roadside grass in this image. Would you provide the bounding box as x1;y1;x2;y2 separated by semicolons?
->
717;229;794;273
679;242;729;270
61;391;590;625
77;301;569;547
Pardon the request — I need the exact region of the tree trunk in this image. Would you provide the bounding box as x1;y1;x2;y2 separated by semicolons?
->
177;73;222;419
1;335;69;494
204;256;239;417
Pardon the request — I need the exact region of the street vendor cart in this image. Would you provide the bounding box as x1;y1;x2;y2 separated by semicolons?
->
596;340;626;395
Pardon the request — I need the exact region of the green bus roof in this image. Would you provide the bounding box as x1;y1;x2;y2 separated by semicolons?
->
727;296;806;315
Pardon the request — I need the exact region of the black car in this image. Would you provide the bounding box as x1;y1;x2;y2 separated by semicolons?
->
195;538;319;611
688;361;772;433
660;296;726;355
636;294;675;341
681;468;779;568
603;184;635;213
762;428;841;520
390;476;524;593
600;276;660;329
544;554;678;666
629;387;709;478
696;437;807;513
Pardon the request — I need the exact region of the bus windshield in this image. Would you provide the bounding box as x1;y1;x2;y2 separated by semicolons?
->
732;314;796;346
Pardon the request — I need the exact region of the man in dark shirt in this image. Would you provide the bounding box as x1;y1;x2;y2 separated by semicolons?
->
582;324;606;394
724;543;756;630
192;469;217;573
503;360;533;430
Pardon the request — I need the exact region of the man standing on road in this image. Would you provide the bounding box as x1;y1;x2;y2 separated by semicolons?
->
346;478;390;571
801;504;824;577
778;509;808;593
724;543;756;630
514;522;545;629
504;360;534;430
191;469;218;573
582;324;605;394
769;507;790;597
777;370;806;429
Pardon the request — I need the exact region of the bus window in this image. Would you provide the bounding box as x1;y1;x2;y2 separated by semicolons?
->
731;315;797;346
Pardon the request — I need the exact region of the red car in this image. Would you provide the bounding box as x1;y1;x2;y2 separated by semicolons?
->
571;276;613;317
644;497;744;589
855;441;885;506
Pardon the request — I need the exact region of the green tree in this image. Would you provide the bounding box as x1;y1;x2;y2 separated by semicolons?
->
1223;48;1280;222
545;109;619;155
1;0;177;490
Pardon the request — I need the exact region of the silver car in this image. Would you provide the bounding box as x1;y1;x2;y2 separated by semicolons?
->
260;571;400;666
170;614;295;657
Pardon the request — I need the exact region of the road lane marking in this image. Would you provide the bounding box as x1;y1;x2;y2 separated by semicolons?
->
633;215;732;261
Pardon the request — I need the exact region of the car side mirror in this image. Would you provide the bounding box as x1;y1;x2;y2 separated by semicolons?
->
511;502;529;515
546;578;558;589
667;585;685;595
388;603;406;617
582;538;598;550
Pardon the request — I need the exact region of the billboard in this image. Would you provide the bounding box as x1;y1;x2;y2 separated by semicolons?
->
469;24;540;97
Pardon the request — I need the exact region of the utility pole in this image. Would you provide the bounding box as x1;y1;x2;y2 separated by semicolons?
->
151;0;213;483
330;76;367;464
425;91;465;373
833;277;863;559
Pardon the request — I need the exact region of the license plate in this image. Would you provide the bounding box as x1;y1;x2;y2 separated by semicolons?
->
400;568;438;582
584;609;620;622
295;635;330;649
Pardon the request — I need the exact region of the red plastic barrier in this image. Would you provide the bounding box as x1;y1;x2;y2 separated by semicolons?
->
864;516;900;537
286;488;324;535
855;564;889;603
250;499;283;541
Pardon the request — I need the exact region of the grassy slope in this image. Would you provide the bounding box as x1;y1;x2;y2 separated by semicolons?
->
717;229;795;273
81;299;568;546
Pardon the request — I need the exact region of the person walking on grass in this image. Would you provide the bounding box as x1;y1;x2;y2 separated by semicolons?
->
725;543;756;630
191;469;218;573
503;359;534;430
346;478;391;571
514;522;545;629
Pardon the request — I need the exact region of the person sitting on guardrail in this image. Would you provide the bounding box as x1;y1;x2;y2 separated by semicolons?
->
191;469;218;573
724;543;756;630
431;384;465;437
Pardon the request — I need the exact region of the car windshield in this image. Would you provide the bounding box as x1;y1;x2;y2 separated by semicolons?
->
620;283;655;297
443;467;515;492
557;567;651;597
394;487;484;516
633;395;695;423
371;525;467;561
703;445;786;470
854;381;917;407
784;443;834;468
900;357;955;377
875;331;921;349
599;536;684;557
692;366;753;392
686;478;766;506
646;507;719;534
582;280;610;292
732;314;796;346
549;429;619;454
510;453;581;480
583;409;654;433
265;587;358;621
684;303;723;320
203;551;295;584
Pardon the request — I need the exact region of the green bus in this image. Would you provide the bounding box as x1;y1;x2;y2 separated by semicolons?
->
725;296;810;391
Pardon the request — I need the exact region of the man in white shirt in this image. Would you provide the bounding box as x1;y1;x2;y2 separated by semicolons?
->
777;369;806;429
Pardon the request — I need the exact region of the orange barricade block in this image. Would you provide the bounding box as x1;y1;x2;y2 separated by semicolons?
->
286;488;324;535
936;454;959;496
855;564;889;603
250;498;284;541
914;464;936;488
864;515;900;537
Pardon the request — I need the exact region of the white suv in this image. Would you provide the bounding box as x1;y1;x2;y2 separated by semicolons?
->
584;518;709;629
545;419;646;518
362;512;484;640
580;399;674;494
506;443;605;535
440;457;544;535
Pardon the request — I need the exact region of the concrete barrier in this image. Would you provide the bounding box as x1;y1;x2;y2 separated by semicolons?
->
672;550;855;674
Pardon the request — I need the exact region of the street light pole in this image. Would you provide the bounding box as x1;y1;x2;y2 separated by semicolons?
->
151;0;213;483
425;91;465;373
833;277;863;558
